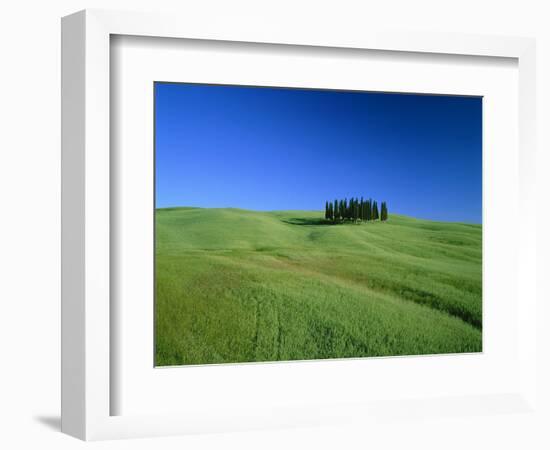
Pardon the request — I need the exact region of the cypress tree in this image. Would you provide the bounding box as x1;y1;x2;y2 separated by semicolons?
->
328;202;334;221
325;201;329;220
366;198;372;220
370;199;374;221
334;199;339;221
373;201;379;220
344;198;348;220
381;201;388;221
360;197;364;221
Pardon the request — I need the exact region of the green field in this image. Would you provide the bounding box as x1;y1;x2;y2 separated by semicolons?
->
155;207;482;366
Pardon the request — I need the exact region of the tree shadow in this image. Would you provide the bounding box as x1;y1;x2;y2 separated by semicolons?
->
282;218;340;226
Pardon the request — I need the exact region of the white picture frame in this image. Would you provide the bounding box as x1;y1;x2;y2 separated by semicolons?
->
61;9;537;441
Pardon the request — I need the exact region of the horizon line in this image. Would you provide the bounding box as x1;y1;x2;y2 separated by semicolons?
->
155;205;482;225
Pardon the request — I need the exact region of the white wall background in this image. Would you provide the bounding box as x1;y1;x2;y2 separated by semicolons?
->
0;1;548;449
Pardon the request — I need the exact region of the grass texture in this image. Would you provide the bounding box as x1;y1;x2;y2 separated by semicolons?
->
155;208;482;366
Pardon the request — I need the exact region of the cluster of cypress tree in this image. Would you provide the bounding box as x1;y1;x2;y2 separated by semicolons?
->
324;198;388;222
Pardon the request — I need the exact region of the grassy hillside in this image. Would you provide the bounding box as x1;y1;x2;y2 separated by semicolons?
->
155;207;482;366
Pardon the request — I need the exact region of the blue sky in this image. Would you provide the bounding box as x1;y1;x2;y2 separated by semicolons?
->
155;83;482;223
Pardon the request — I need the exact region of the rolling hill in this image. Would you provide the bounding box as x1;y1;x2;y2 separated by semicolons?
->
155;207;482;366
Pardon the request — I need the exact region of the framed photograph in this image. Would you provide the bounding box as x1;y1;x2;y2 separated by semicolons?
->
153;82;483;368
61;9;537;440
